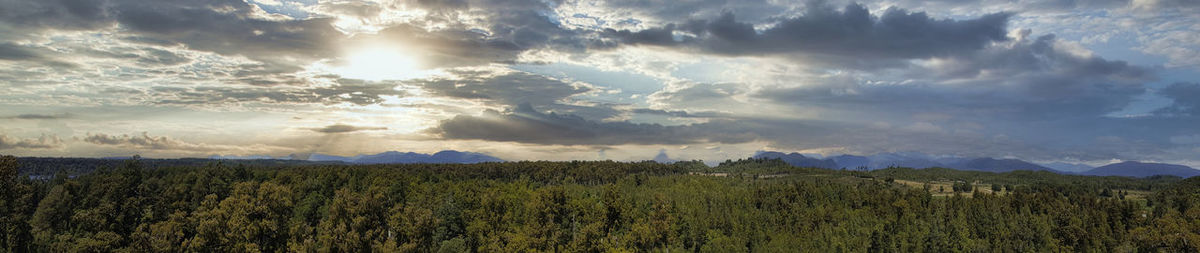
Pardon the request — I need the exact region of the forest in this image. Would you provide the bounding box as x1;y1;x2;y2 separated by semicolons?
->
2;155;1200;252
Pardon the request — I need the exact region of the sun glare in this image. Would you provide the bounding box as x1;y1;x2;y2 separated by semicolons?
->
333;45;434;81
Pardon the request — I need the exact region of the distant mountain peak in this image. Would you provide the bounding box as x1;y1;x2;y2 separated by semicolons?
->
949;157;1059;173
653;149;676;164
1083;161;1200;178
1039;162;1094;173
753;151;837;169
305;150;503;164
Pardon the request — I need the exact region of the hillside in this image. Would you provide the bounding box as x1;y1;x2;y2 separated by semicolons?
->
949;158;1061;173
1083;161;1200;178
753;151;837;169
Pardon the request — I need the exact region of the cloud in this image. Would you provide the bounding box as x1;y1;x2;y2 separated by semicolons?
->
1;0;341;72
135;48;191;66
405;68;628;119
364;24;527;68
630;108;733;118
0;0;112;33
581;0;791;25
1171;134;1200;145
1157;82;1200;116
115;0;342;69
83;132;237;152
0;0;609;83
307;124;387;134
414;69;590;106
0;42;40;60
84;132;195;150
366;0;606;67
0;134;63;150
430;103;758;145
753;32;1149;121
647;82;747;112
0;0;1194;166
0;43;78;67
3;113;71;120
630;31;1166;161
81;132;297;156
1131;0;1200;10
604;3;1011;64
149;79;408;106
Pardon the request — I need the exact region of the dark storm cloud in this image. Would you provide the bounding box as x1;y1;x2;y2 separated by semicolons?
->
431;103;758;145
112;0;341;70
0;0;113;32
0;42;40;60
0;134;63;150
741;118;1058;159
483;9;593;54
594;0;786;23
1157;82;1200;116
307;124;388;134
0;42;78;67
751;33;1149;121
869;0;1130;11
629;31;1171;161
1;0;341;72
408;69;625;120
415;70;589;107
605;3;1011;61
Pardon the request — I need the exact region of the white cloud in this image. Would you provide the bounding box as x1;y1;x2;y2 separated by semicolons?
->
1171;134;1200;145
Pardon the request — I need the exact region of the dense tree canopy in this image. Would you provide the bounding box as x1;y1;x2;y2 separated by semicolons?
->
1;155;1199;252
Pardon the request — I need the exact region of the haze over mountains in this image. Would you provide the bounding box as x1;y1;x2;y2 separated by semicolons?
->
213;150;503;164
1081;161;1200;178
206;149;1200;178
1041;162;1096;173
752;151;1200;178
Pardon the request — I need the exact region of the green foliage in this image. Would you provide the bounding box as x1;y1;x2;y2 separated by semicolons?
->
871;167;1180;191
952;182;974;192
1;155;1199;251
0;156;36;252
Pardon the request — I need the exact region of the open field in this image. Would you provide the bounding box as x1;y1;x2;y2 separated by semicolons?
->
892;179;1151;200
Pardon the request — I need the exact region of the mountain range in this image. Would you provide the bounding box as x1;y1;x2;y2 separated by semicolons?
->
948;158;1059;173
753;151;838;169
1041;162;1095;172
1081;161;1200;178
213;150;504;164
753;151;1199;178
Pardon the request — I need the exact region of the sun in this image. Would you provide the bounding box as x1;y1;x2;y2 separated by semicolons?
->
332;45;434;81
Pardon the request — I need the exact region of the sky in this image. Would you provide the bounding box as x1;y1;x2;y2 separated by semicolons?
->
0;0;1198;166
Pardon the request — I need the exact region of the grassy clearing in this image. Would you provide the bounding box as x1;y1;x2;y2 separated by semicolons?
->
891;179;1150;200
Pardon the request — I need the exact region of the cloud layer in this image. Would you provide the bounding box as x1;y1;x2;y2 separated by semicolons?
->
607;3;1011;62
0;0;1197;166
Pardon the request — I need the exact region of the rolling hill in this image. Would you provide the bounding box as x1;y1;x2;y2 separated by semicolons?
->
1082;161;1200;178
